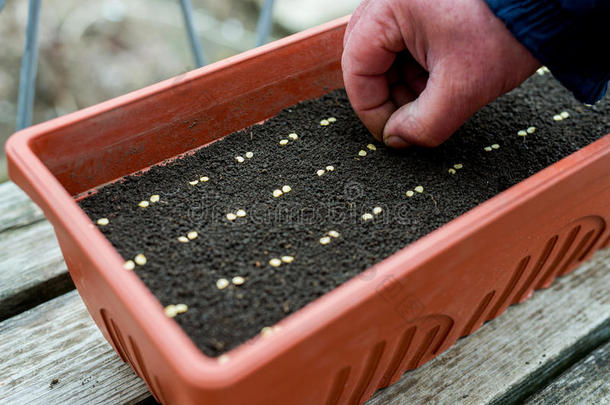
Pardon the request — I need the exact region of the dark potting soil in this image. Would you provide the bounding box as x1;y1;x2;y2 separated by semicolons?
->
79;73;610;357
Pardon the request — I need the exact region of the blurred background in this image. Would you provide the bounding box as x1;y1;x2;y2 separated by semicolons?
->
0;0;360;182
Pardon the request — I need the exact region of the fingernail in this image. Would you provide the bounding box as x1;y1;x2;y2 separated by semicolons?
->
385;136;410;149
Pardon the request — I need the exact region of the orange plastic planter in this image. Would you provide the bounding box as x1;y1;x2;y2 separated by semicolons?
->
6;17;610;405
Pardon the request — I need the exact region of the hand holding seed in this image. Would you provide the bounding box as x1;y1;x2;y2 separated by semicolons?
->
341;0;540;148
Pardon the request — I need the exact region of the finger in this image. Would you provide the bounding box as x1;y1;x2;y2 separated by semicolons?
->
342;2;406;139
343;0;373;48
383;69;474;148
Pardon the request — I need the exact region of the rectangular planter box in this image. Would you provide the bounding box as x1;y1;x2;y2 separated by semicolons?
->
7;16;610;405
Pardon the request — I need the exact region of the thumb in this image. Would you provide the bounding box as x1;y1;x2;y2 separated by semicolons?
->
382;72;475;148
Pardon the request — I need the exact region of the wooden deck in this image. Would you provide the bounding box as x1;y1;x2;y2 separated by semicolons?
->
0;179;608;404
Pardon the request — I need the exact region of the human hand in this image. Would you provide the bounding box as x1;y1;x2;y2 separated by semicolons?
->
342;0;541;148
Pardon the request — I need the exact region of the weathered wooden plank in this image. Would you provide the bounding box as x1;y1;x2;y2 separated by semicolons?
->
0;181;44;233
0;290;150;405
368;249;610;405
0;250;607;404
523;340;610;405
0;219;73;320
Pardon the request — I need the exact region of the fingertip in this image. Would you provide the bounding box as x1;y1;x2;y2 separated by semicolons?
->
384;136;411;149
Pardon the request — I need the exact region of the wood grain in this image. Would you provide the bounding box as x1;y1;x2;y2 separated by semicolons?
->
523;340;610;405
368;249;610;405
0;291;149;405
0;219;73;320
0;181;44;233
0;251;606;404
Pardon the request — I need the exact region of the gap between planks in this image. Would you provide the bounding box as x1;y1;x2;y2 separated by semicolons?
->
0;249;607;405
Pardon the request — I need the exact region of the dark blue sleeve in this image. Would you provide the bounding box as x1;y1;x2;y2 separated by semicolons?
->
485;0;610;104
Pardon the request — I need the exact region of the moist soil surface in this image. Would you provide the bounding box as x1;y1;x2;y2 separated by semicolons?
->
80;73;609;357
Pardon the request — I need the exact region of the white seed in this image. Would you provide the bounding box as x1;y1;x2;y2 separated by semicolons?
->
273;189;283;198
491;144;500;150
97;218;109;226
178;236;189;243
232;276;245;285
134;254;147;266
216;278;230;290
282;185;292;193
454;163;463;170
316;169;325;176
358;150;367;157
281;255;294;263
325;165;334;171
362;213;374;221
372;206;383;215
327;117;337;123
123;260;135;271
269;258;282;267
189;180;199;186
527;126;536;134
138;200;150;208
261;326;274;337
536;67;546;76
518;130;527;137
279;139;289;146
414;186;424;193
217;355;230;364
175;303;188;313
448;168;457;175
484;146;493;152
327;230;340;238
288;133;298;140
236;209;247;217
406;190;415;197
187;231;198;240
320;119;329;126
553;114;563;121
367;144;377;151
149;194;160;203
319;236;331;245
226;213;237;221
560;111;570;119
235;156;245;163
200;176;209;182
164;305;178;318
245;151;254;159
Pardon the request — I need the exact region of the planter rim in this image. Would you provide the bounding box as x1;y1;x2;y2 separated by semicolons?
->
6;14;610;388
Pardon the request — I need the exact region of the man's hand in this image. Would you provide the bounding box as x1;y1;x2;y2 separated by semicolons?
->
341;0;540;148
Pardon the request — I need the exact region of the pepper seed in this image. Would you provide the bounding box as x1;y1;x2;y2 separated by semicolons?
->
448;168;456;175
273;189;283;198
316;169;325;176
138;200;150;208
454;163;463;169
261;326;274;337
491;144;500;150
281;255;294;263
200;176;210;182
327;117;337;123
245;151;254;159
236;209;247;217
134;254;147;266
288;133;298;140
232;276;245;286
553;114;563;121
362;213;374;221
164;305;178;318
484;146;493;152
123;260;135;271
216;278;230;290
328;230;340;238
187;231;198;240
150;195;160;203
406;190;415;197
279;139;289;146
367;144;377;151
226;213;237;221
189;180;199;186
97;218;109;226
527;126;536;134
235;156;245;163
269;258;282;267
325;165;334;171
175;303;188;313
178;236;189;243
282;185;292;193
319;236;331;245
518;130;527;136
320;119;329;126
414;186;424;193
373;206;383;215
358;150;367;157
560;111;570;119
